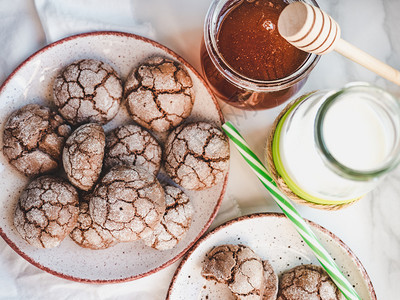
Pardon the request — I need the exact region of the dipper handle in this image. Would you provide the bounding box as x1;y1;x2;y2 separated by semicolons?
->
278;2;400;86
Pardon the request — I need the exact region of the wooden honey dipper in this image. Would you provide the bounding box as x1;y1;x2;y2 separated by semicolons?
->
278;2;400;86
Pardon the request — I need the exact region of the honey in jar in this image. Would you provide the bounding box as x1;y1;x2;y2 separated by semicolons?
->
201;0;320;110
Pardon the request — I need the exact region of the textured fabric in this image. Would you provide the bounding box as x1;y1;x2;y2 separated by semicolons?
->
34;0;156;43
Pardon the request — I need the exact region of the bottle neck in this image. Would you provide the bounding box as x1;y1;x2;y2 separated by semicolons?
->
314;83;400;181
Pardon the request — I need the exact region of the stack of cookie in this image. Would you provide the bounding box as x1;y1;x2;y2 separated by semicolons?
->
3;56;229;251
202;244;278;300
202;244;345;300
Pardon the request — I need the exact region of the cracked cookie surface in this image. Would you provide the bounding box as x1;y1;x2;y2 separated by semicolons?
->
263;260;279;300
164;122;230;190
124;56;194;132
53;59;122;125
104;124;162;176
143;185;193;250
70;192;117;250
202;244;277;300
277;264;345;300
3;104;71;176
14;176;79;248
63;123;105;191
89;165;166;242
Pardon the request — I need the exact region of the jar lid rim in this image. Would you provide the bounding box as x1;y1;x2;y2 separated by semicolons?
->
314;83;400;180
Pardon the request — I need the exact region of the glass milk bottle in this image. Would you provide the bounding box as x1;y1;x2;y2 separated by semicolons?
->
272;83;400;205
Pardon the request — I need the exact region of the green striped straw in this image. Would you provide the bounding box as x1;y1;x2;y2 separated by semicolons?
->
222;121;361;300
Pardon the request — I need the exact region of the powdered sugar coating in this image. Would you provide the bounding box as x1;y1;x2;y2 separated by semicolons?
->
263;260;279;300
202;244;277;299
89;165;166;242
53;59;122;125
143;185;193;251
164;122;230;190
13;176;79;248
70;194;117;250
104;124;162;176
0;32;230;284
63;123;105;191
124;56;194;132
2;104;71;176
277;265;345;300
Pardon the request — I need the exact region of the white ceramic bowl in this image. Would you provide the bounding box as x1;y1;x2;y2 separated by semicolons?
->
0;31;228;283
167;213;376;299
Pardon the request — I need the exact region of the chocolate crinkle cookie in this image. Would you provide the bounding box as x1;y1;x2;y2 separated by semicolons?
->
63;123;105;191
89;165;166;242
104;124;162;176
53;59;123;125
143;185;193;250
2;104;71;176
164;122;230;190
69;192;117;250
14;176;79;248
277;264;345;300
124;56;194;132
202;244;278;300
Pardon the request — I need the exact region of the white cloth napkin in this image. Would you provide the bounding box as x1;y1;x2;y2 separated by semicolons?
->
34;0;156;43
0;0;45;85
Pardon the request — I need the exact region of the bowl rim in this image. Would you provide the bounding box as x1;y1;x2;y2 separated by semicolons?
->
166;212;377;300
0;30;228;284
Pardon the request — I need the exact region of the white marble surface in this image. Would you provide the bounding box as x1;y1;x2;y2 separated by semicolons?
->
0;0;399;299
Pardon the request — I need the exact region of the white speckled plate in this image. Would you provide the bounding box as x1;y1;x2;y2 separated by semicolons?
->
167;213;376;300
0;31;228;283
